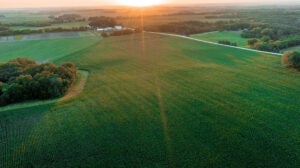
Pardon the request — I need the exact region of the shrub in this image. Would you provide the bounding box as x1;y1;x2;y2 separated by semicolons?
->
282;51;300;70
218;40;237;46
247;38;258;46
218;40;231;45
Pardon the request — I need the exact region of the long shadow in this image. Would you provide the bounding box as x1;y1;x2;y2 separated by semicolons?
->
0;103;56;167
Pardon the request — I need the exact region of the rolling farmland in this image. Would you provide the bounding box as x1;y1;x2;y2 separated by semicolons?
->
0;33;299;167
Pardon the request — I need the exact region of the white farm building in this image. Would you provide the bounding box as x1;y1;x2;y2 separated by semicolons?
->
96;26;123;32
115;26;123;30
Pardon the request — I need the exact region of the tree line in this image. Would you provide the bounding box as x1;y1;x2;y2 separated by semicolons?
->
0;26;87;36
2;14;85;28
144;20;250;36
0;14;88;36
0;16;121;36
242;23;300;52
0;58;77;106
88;16;118;28
49;14;86;23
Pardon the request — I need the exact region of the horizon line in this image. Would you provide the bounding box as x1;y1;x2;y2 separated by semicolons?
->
1;2;300;10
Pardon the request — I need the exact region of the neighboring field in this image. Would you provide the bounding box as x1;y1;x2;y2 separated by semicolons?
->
0;13;50;23
0;31;98;43
281;45;300;53
192;31;249;47
0;34;100;62
11;22;89;30
0;33;299;167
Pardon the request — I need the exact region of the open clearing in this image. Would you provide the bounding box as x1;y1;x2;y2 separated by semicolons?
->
0;33;299;167
192;31;249;47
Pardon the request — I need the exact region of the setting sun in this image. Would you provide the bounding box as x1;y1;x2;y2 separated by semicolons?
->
117;0;167;7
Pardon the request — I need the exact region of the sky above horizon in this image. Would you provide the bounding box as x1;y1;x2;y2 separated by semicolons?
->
0;0;299;8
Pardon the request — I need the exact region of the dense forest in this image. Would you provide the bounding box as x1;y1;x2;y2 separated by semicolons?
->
243;23;300;52
0;58;77;106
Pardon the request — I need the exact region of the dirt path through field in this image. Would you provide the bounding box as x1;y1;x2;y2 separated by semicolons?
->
60;70;89;101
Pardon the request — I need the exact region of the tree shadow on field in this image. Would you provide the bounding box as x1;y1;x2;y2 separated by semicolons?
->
0;102;56;167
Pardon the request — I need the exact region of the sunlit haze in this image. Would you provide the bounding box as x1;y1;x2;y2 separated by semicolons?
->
117;0;168;7
0;0;299;8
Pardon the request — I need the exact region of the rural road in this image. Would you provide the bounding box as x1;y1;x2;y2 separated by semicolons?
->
147;32;282;56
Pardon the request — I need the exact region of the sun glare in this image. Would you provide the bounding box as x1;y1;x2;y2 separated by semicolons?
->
117;0;166;7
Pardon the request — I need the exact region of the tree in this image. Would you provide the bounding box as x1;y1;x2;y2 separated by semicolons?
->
218;40;231;45
0;58;37;82
4;83;25;103
231;42;237;46
253;42;276;52
0;63;21;82
0;82;3;95
261;28;273;36
282;51;300;70
32;71;64;99
261;36;271;42
247;38;258;46
58;62;77;84
15;75;33;99
218;40;237;46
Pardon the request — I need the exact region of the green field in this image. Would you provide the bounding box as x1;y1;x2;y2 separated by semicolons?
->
11;22;89;30
0;33;299;167
192;31;249;47
281;45;300;53
0;13;50;23
0;35;100;63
